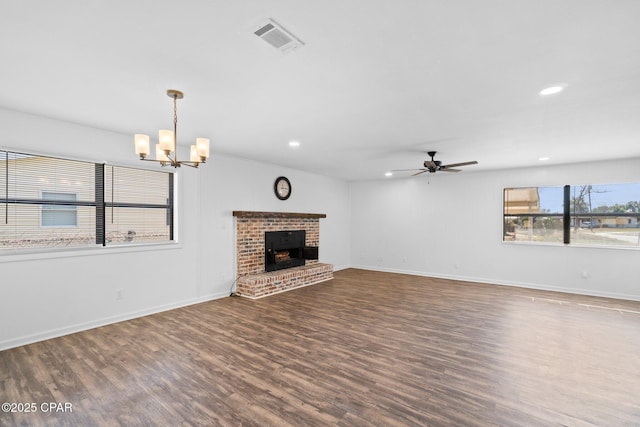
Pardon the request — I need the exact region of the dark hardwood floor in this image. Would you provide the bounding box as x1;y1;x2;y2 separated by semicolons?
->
2;268;640;426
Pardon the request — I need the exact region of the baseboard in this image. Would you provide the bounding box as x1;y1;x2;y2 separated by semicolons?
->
348;264;640;302
0;291;230;351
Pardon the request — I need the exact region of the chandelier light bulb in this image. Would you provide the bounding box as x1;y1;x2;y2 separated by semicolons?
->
190;145;200;162
134;134;150;158
158;130;174;152
196;138;210;159
155;144;169;162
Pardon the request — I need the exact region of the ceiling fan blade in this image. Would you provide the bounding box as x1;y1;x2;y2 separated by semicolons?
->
441;160;478;168
390;168;426;172
440;168;461;173
412;169;430;176
424;161;437;168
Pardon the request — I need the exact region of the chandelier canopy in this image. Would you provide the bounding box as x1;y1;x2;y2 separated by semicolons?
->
134;89;209;168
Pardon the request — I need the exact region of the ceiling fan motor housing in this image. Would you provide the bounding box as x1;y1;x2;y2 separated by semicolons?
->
424;160;442;168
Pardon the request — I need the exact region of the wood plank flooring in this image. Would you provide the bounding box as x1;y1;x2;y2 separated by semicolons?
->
2;268;640;426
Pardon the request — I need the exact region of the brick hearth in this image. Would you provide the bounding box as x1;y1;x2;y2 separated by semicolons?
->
233;211;333;298
237;263;334;299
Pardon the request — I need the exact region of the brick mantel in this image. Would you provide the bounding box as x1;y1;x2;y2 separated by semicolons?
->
233;211;326;219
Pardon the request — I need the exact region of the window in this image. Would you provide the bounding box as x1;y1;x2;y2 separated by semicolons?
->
504;183;640;248
504;186;566;244
1;149;173;251
570;183;640;247
104;165;173;244
41;192;78;227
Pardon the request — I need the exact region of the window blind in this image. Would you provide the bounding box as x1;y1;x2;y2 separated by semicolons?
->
0;150;173;251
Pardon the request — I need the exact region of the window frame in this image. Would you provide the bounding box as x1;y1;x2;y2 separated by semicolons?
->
99;163;174;246
503;185;568;245
0;149;175;254
504;183;640;249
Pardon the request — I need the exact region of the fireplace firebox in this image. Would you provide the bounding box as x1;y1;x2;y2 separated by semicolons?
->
265;230;318;272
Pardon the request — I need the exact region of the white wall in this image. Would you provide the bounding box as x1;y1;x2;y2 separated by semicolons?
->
350;158;640;301
0;108;351;350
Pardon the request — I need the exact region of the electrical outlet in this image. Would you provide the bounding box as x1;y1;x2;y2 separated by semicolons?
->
116;289;124;300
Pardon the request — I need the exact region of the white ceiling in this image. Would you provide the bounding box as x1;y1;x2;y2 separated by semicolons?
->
1;1;640;181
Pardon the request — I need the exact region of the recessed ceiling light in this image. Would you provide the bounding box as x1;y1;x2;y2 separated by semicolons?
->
385;171;393;177
538;157;550;161
539;84;567;96
288;141;300;148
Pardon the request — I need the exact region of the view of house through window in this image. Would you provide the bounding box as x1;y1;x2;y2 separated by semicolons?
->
0;149;173;251
569;183;640;247
504;183;640;248
503;186;565;244
41;192;78;227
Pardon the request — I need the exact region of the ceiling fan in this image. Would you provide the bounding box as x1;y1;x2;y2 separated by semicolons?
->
392;151;478;176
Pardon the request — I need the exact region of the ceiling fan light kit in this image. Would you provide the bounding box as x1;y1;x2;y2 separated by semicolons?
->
134;90;210;168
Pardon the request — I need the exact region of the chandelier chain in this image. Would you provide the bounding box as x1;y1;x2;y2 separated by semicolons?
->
173;95;178;130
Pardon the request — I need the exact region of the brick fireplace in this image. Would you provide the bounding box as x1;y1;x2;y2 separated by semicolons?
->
233;211;333;298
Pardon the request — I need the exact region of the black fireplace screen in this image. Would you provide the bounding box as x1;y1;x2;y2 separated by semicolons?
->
264;230;318;272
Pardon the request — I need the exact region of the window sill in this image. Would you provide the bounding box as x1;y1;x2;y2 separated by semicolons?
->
0;241;181;263
502;240;564;248
502;240;640;251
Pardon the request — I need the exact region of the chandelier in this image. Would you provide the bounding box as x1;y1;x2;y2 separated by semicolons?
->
134;89;209;168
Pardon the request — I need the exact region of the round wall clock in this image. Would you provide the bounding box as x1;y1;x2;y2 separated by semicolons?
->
274;176;292;200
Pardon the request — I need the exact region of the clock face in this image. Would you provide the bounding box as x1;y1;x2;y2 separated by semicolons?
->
274;176;291;200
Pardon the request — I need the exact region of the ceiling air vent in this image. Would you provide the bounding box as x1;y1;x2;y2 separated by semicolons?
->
254;19;304;53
